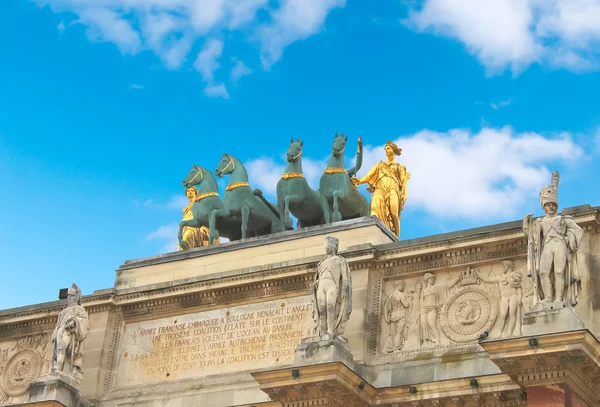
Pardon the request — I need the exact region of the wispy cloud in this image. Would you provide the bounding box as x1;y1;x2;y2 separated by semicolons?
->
405;0;600;74
57;20;65;34
231;60;252;83
490;99;512;110
130;83;145;89
146;223;179;241
194;39;223;82
34;0;344;93
204;83;230;99
166;195;189;210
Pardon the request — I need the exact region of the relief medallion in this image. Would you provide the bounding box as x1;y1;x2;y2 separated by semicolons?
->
0;349;42;397
440;286;497;343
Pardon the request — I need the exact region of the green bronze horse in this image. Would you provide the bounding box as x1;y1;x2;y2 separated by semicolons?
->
178;164;242;248
319;133;368;223
276;138;325;231
210;154;285;242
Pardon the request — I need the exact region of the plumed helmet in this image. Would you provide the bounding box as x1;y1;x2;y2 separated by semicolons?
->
539;171;559;208
324;236;339;252
67;283;83;305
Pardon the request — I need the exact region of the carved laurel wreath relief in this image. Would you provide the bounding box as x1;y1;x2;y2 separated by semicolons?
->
0;335;50;404
376;259;530;356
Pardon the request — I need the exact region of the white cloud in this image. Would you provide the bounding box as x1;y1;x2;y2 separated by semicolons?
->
490;100;512;110
192;40;230;98
130;83;144;89
194;39;224;81
146;223;179;241
231;60;252;83
360;127;583;219
57;20;65;34
146;223;179;253
204;83;230;99
78;7;142;54
406;0;600;73
258;0;346;67
243;127;583;221
34;0;343;87
166;195;189;210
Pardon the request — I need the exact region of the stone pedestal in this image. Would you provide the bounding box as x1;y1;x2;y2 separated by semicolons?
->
25;373;94;407
294;334;361;373
522;304;585;336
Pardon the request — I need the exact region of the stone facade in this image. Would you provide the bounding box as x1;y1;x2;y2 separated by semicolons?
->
1;209;600;407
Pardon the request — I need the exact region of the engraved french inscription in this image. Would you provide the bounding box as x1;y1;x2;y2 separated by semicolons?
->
116;297;313;387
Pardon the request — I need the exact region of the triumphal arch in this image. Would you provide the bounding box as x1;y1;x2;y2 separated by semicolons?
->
1;138;599;407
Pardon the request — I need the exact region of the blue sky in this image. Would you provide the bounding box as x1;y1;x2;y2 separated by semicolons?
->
1;0;599;309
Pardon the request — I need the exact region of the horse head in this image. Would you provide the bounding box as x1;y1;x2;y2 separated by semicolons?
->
287;138;304;163
332;132;348;157
182;164;205;188
215;154;235;178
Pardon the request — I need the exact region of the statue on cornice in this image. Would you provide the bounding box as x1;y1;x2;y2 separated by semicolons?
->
49;284;89;384
523;171;584;308
352;140;409;237
311;237;352;337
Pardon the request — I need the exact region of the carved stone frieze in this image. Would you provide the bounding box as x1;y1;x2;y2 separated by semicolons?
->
0;333;50;404
120;275;312;319
370;250;532;358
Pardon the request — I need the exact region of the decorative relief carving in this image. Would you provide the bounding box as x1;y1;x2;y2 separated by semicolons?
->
375;256;532;356
1;349;42;397
0;333;50;405
440;284;497;343
382;280;412;352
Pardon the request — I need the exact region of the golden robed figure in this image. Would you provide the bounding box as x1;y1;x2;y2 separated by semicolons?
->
352;140;409;237
178;186;219;250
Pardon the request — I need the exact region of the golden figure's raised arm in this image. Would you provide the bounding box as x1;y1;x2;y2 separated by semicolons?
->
351;162;378;187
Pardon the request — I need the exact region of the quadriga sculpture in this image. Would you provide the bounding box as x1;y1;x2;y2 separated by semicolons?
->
178;164;242;248
276;138;325;231
210;154;286;242
319;133;368;223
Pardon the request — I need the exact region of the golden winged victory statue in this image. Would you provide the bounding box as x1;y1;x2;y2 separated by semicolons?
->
352;140;409;237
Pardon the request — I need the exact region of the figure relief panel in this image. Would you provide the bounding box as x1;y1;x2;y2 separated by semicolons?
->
378;259;533;354
0;334;51;405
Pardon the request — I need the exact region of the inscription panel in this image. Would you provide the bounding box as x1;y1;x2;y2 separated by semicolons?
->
115;297;313;387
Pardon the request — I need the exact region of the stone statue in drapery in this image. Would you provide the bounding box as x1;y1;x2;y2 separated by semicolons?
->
311;237;352;337
523;171;584;308
418;272;460;347
50;284;89;384
351;140;409;237
178;186;218;250
383;280;412;352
